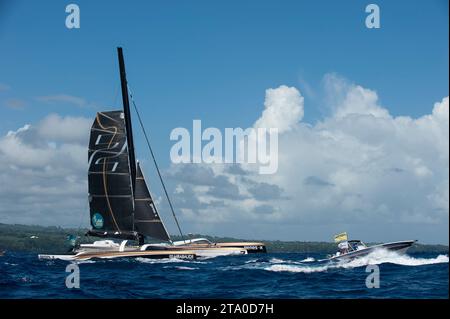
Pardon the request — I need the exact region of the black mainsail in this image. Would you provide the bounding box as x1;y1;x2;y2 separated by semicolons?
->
86;47;171;243
87;111;137;240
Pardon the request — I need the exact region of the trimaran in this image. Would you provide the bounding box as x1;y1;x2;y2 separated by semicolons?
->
39;48;266;261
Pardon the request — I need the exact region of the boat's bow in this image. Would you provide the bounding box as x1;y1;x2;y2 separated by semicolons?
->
376;240;417;254
329;239;417;261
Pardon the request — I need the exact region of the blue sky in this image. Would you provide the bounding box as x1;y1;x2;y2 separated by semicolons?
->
0;1;448;243
1;1;448;154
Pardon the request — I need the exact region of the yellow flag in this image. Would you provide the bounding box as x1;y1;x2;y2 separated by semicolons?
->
334;232;348;243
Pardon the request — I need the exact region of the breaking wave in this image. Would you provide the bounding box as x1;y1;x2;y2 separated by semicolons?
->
339;249;449;268
269;258;285;263
269;257;316;264
3;262;18;266
135;257;208;264
266;264;329;273
264;250;448;273
163;265;199;270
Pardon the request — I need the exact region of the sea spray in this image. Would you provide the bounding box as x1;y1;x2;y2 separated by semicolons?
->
263;249;449;273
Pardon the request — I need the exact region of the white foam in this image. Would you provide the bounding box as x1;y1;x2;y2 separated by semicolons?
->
269;257;315;264
269;258;285;263
4;262;18;266
339;249;449;268
136;257;192;264
174;266;199;270
136;257;208;264
263;250;448;273
265;264;329;273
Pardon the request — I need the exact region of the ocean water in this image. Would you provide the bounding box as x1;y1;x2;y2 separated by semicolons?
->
0;250;448;298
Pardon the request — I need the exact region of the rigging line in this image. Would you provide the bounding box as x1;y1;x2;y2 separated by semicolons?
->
127;85;186;243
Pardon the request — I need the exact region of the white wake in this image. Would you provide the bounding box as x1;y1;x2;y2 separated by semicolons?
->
163;265;199;270
264;250;448;273
135;257;208;264
269;257;316;264
338;249;449;268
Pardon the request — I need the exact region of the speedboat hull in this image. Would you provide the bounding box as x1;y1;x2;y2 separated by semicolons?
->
329;240;417;261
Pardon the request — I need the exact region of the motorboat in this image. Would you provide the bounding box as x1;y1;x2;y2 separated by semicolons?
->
328;239;417;261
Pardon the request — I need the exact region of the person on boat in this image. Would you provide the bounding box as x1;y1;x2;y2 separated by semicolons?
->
338;241;349;255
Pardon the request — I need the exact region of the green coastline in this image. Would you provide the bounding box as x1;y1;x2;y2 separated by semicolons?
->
0;223;447;255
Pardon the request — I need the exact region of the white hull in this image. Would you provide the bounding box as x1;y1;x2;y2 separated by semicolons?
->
142;241;248;258
39;254;78;261
39;249;197;261
175;247;247;258
38;240;247;261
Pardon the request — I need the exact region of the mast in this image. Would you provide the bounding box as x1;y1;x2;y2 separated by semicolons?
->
117;47;136;192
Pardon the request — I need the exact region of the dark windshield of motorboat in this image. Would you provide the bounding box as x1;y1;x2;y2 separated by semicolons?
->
348;240;367;251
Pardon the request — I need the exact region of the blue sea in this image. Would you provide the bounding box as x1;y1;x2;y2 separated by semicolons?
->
0;250;448;298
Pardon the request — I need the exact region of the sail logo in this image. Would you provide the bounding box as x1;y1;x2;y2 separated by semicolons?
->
92;213;104;229
88;133;127;172
170;120;278;174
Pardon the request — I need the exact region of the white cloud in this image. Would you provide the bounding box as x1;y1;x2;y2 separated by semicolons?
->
167;75;449;243
0;114;91;227
254;85;304;132
323;73;390;119
0;75;448;244
36;94;87;108
37;113;92;144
